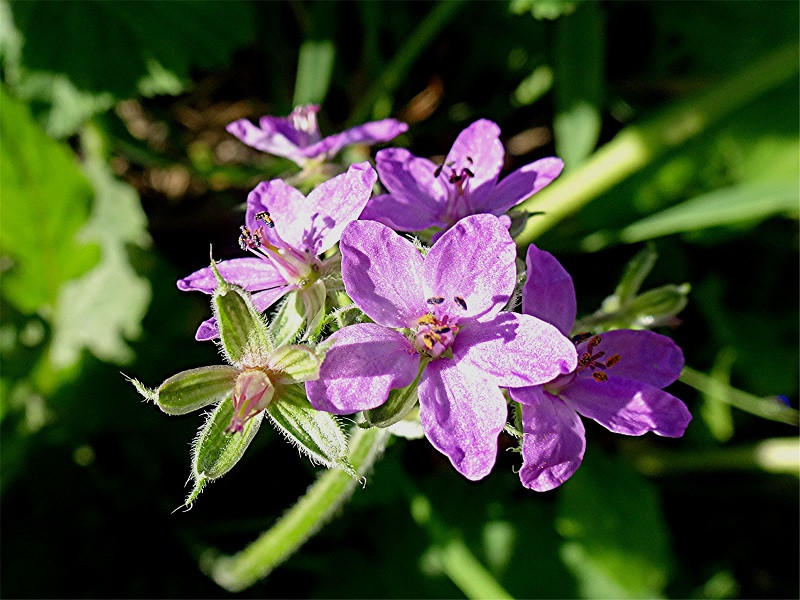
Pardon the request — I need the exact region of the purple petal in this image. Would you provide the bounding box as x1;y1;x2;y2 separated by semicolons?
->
360;193;445;232
305;323;419;414
195;317;219;341
510;386;586;491
561;377;692;437
476;157;564;215
301;119;409;159
522;244;576;336
192;285;290;342
423;214;516;320
576;329;684;388
444;119;504;192
455;312;577;387
304;161;378;254
258;114;307;146
418;358;508;481
340;220;427;328
177;258;285;295
245;178;307;249
226;118;306;165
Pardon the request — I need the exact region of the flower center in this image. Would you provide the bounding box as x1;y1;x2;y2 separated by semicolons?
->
239;211;320;288
434;156;476;224
411;296;469;358
289;105;321;146
571;333;621;382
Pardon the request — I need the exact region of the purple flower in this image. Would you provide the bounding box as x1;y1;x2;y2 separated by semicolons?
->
509;245;692;491
305;214;577;480
227;104;408;167
360;119;563;237
178;162;377;340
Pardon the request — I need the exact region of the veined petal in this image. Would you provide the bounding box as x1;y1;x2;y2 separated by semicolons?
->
522;244;576;336
340;220;426;328
259;114;308;146
418;358;507;481
300;119;409;159
444;119;504;191
245;178;307;249
226;119;305;165
304;161;378;254
510;386;586;491
455;312;577;387
423;214;516;320
305;323;419;414
477;157;563;215
576;329;684;388
360;193;445;232
561;377;691;437
177;258;285;294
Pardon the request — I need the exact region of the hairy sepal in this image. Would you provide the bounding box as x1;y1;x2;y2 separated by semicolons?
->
186;396;265;507
212;282;272;365
266;384;355;477
268;345;321;384
155;365;238;415
270;291;306;347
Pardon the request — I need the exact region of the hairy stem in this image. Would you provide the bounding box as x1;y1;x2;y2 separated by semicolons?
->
201;426;390;592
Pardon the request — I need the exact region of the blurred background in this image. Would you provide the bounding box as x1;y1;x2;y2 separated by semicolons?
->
1;1;798;597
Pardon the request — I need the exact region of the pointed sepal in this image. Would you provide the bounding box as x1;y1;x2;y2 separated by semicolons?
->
268;345;321;384
266;384;355;477
270;291;306;347
211;270;273;364
147;365;238;416
300;280;327;340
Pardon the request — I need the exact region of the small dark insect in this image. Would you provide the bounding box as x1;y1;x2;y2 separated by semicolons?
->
426;296;445;305
454;296;467;310
571;332;594;345
255;211;275;228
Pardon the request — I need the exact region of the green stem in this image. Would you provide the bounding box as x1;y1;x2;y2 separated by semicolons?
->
409;492;513;600
202;426;391;592
348;0;466;124
515;42;800;245
680;366;799;426
633;438;799;476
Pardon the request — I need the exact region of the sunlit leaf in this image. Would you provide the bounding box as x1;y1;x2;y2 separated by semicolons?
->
0;88;99;314
293;39;336;106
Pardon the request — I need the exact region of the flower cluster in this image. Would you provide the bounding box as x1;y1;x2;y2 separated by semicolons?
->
138;107;690;498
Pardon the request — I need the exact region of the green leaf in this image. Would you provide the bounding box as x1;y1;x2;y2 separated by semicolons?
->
266;384;354;476
510;0;577;20
557;451;674;598
553;1;605;169
268;345;321;384
154;366;237;416
270;291;306;348
698;348;737;442
618;181;799;244
0;87;100;314
293;39;336;106
48;126;152;367
188;396;265;506
625;283;691;329
9;0;256;99
213;282;272;366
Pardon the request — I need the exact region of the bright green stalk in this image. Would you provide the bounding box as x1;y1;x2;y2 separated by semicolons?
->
202;426;390;592
680;366;799;426
515;42;800;245
348;0;466;125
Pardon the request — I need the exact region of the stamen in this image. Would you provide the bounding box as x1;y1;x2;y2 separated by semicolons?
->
463;168;475;178
426;296;445;305
454;296;467;310
434;326;451;334
434;164;444;178
587;335;602;351
418;314;437;326
605;354;621;368
593;371;608;382
571;332;594;345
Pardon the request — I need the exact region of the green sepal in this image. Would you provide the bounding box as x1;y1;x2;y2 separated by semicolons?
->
211;263;272;364
300;280;327;340
270;291;306;347
186;396;265;507
155;365;238;415
609;244;658;310
364;360;425;428
266;384;355;477
626;283;690;329
268;345;321;384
